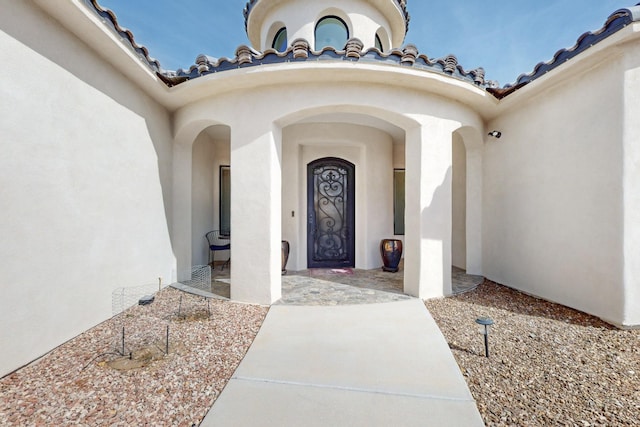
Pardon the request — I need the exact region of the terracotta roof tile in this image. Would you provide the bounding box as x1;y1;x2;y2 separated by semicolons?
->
86;0;162;72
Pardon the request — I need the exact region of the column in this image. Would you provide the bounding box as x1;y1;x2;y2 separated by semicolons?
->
404;117;458;298
172;142;193;282
230;121;282;304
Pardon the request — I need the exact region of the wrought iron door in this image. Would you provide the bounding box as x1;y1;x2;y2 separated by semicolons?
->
307;158;355;268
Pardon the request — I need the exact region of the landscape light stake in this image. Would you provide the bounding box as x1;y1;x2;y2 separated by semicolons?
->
166;325;169;355
475;317;494;357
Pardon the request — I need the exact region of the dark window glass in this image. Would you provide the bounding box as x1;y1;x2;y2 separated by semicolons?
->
272;27;288;51
394;169;405;235
315;16;348;50
220;165;230;235
375;34;383;51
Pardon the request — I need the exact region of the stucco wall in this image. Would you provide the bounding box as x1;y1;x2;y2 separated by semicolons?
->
452;133;467;269
0;2;175;376
192;133;215;266
622;42;640;326
483;56;625;324
255;0;399;51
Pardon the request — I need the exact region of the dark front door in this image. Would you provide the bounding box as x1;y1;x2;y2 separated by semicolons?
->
307;157;355;268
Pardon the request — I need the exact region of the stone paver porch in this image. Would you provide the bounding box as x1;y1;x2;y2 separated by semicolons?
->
209;263;483;304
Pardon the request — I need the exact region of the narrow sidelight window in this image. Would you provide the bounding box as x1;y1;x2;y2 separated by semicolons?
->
394;169;405;235
219;165;230;236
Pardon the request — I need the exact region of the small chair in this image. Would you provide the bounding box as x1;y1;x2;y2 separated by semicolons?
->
205;230;231;270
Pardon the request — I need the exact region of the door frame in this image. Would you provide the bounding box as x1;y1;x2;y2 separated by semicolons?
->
306;157;356;268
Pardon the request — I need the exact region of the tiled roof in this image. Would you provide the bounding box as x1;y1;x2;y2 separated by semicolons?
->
158;39;494;90
85;0;162;72
243;0;411;33
489;4;640;99
86;1;639;99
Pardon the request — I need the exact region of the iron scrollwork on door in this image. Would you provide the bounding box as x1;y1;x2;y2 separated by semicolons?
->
307;158;355;268
313;165;348;260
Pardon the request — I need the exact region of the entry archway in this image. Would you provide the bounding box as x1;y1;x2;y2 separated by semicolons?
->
191;125;231;267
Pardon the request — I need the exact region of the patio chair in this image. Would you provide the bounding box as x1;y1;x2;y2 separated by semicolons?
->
205;230;231;270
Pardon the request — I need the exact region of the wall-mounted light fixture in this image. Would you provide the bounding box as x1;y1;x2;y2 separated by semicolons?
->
488;130;502;139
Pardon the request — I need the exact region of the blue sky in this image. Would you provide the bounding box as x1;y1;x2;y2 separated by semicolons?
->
99;0;635;86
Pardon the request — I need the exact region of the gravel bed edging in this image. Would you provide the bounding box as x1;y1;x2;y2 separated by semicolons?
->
425;280;640;426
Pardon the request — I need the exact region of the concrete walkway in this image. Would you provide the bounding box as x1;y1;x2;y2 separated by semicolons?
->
200;299;484;426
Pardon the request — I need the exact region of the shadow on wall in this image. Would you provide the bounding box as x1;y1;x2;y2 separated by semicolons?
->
421;167;452;241
1;2;174;232
420;167;453;293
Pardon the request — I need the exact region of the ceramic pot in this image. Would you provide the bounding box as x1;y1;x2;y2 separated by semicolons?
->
281;240;290;275
380;239;402;272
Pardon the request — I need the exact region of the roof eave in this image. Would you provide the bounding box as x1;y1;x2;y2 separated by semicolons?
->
32;0;174;108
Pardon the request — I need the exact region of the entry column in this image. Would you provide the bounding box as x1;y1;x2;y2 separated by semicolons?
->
230;121;282;304
404;117;458;298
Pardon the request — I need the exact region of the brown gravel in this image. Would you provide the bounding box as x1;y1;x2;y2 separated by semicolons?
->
3;280;639;426
425;280;640;426
0;288;268;426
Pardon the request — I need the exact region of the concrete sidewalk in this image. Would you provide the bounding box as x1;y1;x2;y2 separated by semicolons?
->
200;299;484;426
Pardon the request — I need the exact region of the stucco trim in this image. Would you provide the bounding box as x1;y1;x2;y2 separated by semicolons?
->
161;38;492;92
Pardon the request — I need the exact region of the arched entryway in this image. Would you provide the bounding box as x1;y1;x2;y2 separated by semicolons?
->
191;125;231;267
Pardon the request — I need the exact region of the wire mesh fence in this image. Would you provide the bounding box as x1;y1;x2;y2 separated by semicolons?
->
180;265;211;293
174;293;212;321
111;282;169;356
109;266;213;357
111;282;164;316
111;310;170;357
174;265;213;320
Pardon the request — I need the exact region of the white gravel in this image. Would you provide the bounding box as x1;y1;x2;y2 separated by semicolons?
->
425;280;640;426
0;288;268;426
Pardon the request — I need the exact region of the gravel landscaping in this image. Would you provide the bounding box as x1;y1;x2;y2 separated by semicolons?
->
0;288;268;426
425;280;640;426
2;279;638;426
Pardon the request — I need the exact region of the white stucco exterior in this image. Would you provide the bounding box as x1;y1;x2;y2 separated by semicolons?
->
249;0;407;51
482;36;637;326
1;0;639;376
171;78;486;305
0;1;175;376
622;40;640;326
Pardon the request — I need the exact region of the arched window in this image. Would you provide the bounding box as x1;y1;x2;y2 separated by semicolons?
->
375;34;383;51
272;27;288;51
315;16;348;50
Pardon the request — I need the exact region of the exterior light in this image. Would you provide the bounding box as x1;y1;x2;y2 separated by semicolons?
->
475;316;494;357
488;130;502;138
